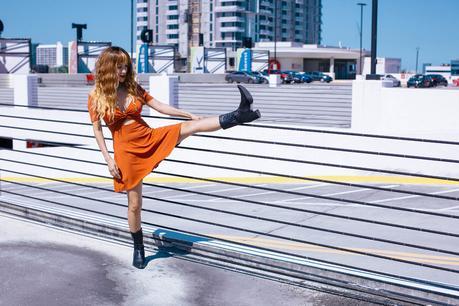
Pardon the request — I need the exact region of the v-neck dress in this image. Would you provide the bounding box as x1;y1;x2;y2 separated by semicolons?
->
88;85;182;192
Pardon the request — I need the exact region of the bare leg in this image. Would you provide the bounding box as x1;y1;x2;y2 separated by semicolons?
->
127;180;143;233
178;116;220;143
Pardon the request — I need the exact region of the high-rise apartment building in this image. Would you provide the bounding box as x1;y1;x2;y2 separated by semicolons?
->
136;0;321;59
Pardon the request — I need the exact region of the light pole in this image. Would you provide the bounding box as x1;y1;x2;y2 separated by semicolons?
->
415;47;420;74
274;0;277;65
131;0;134;59
357;2;366;75
370;0;378;75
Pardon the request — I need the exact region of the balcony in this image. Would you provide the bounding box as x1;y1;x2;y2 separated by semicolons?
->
258;9;272;15
259;29;273;36
214;5;246;13
166;18;179;25
220;26;245;32
166;10;179;16
166;28;179;35
218;16;245;23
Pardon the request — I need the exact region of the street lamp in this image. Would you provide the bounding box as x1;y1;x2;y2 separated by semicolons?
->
415;47;420;74
131;0;134;59
357;2;367;75
274;0;277;64
370;0;378;75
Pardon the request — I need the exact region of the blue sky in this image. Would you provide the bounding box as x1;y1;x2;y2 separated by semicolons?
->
2;0;458;71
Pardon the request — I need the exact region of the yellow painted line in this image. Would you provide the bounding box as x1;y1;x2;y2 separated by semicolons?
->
213;235;459;266
2;175;459;185
1;177;113;184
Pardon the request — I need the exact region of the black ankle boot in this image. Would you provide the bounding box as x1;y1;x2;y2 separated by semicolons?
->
131;229;146;269
219;85;261;129
132;244;146;269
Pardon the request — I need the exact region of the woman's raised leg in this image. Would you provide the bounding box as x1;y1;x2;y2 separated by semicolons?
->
177;85;260;144
178;116;220;143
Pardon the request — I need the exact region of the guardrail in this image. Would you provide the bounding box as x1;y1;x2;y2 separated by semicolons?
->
1;102;459;304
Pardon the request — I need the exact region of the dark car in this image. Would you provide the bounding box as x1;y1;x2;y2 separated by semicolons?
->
296;72;313;83
225;71;263;84
283;71;312;83
427;74;448;87
262;69;294;84
305;71;333;83
407;74;434;88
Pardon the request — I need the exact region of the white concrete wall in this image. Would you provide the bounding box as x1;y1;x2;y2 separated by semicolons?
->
279;58;303;71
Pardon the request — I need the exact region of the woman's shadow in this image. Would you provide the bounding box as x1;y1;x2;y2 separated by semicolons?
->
144;246;189;267
143;228;208;267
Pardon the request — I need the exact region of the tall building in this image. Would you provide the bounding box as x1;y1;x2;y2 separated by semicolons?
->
136;0;322;59
36;41;68;68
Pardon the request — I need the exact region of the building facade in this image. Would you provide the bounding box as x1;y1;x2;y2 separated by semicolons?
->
35;41;68;68
136;0;322;59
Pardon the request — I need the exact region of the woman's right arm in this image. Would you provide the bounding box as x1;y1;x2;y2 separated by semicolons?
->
92;120;121;179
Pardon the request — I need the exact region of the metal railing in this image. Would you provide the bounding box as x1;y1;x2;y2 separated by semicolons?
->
1;102;459;304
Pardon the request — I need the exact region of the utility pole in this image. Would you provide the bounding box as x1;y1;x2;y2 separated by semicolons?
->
274;0;277;65
415;47;420;74
131;0;134;59
357;3;367;75
370;0;378;75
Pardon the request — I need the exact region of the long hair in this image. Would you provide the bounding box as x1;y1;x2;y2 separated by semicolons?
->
91;46;137;122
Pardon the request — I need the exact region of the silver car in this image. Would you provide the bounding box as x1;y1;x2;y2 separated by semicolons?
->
381;74;401;87
225;71;262;84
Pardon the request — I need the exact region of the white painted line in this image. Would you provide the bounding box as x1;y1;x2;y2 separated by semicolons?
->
206;185;267;202
280;183;331;202
370;187;459;204
323;185;399;197
163;183;222;200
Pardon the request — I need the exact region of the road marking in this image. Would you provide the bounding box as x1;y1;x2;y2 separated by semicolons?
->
370;187;459;204
323;184;399;197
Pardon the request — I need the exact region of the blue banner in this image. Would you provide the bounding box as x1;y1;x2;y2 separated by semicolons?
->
137;44;149;73
238;48;252;72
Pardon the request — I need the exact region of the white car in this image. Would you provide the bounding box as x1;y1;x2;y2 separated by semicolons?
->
381;74;401;87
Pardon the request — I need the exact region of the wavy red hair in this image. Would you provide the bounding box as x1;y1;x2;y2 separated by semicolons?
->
90;46;137;122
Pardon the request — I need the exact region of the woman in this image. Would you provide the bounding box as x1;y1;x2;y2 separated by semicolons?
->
88;46;260;269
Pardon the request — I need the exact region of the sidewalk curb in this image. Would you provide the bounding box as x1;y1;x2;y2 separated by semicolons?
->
1;200;458;305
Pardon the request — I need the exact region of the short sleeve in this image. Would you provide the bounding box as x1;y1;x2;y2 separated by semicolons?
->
136;84;154;105
87;95;100;123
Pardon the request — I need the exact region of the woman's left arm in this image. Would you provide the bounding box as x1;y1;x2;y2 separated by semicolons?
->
146;98;201;120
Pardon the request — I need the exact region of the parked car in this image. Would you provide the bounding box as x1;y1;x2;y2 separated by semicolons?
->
249;71;269;84
427;74;448;87
381;74;401;87
225;71;263;84
297;72;313;83
283;71;312;83
305;71;333;83
453;79;459;87
407;74;434;88
262;69;294;84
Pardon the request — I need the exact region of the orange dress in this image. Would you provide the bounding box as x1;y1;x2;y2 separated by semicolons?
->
88;85;182;192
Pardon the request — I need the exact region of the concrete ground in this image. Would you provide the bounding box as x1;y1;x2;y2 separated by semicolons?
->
0;213;376;306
